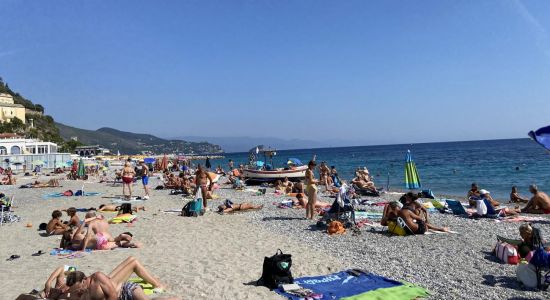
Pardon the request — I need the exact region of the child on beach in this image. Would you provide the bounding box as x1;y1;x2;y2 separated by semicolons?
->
66;207;80;228
46;210;68;235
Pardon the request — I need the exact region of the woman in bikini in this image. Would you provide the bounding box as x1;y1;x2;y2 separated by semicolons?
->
217;201;263;213
305;160;319;220
121;162;136;200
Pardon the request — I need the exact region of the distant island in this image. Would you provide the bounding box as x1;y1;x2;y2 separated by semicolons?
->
0;76;223;155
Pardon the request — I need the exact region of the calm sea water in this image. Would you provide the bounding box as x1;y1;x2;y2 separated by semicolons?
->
207;139;550;201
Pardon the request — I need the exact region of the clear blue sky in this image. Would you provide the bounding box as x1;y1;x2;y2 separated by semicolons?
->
1;0;549;145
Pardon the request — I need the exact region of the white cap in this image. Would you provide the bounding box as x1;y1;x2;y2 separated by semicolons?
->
479;189;490;195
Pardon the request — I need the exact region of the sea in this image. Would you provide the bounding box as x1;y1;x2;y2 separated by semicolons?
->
207;138;550;201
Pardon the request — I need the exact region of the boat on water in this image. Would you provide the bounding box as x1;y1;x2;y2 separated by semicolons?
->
242;145;307;182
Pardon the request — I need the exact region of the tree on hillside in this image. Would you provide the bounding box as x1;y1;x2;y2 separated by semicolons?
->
60;139;83;153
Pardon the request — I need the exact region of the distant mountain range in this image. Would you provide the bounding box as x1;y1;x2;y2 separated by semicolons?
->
172;136;365;153
56;123;223;155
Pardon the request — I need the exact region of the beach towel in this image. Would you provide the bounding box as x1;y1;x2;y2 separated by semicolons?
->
430;200;445;209
355;211;383;221
109;214;137;224
43;191;100;199
127;278;157;295
445;199;468;215
111;198;146;204
274;270;430;300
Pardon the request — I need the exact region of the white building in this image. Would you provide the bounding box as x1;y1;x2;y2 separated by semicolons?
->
0;137;70;170
0;137;58;155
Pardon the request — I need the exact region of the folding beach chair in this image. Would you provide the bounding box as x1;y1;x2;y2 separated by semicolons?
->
445;199;468;215
0;196;19;226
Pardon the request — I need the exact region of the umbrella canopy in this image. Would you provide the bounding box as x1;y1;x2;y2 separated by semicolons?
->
160;155;168;171
144;157;155;164
32;160;45;166
287;158;303;165
404;150;422;190
77;158;86;177
528;125;550;152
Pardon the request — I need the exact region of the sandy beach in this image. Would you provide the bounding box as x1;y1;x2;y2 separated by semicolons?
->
1;173;550;299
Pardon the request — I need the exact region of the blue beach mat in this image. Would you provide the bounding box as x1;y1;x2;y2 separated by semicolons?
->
275;270;430;300
43;191;101;199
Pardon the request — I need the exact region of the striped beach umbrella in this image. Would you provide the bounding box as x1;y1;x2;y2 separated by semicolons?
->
77;158;85;177
404;150;421;190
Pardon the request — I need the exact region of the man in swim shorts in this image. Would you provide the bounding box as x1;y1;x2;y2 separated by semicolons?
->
139;160;150;200
521;184;550;214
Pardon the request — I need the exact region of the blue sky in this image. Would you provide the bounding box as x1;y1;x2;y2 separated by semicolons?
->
1;0;549;146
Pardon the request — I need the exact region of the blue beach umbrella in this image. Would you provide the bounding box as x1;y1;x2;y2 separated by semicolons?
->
404;150;422;190
528;125;550;152
287;158;303;165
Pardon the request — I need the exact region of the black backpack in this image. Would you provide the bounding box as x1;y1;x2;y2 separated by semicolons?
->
181;202;192;217
258;249;294;289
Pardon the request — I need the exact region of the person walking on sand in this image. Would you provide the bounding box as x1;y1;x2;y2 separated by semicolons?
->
139;160;150;200
121;162;136;200
521;184;550;214
194;164;211;210
305;160;319;220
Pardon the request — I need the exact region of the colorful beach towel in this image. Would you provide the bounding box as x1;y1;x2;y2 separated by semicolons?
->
127;278;156;295
109;214;137;224
355;211;383;221
275;270;430;300
43;191;100;199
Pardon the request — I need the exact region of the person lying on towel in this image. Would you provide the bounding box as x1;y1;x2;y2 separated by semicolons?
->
398;193;449;234
293;193;332;209
98;204;145;213
217;201;263;214
31;256;175;300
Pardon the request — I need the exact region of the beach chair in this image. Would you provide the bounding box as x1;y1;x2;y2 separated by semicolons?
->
321;185;355;225
0;196;19;226
445;199;468;215
482;199;499;218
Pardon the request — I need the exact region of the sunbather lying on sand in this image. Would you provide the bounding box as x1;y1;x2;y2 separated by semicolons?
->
218;202;263;213
521;184;550;214
81;212;141;250
99;204;145;213
35;256;175;300
293;193;332;209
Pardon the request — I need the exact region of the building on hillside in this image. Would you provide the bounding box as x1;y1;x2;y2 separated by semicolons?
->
0;137;71;170
0;93;26;124
75;145;111;157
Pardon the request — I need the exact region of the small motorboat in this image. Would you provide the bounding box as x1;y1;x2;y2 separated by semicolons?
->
242;146;307;182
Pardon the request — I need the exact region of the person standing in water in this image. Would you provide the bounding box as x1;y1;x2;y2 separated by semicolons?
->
305;160;319;220
205;157;211;170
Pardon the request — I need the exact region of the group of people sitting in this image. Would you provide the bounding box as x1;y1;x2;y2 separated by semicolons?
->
273;177;305;195
468;183;550;216
45;206;142;251
381;192;450;234
351;167;378;195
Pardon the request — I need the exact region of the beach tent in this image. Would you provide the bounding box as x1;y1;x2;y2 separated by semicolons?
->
528;125;550;152
404;150;421;189
77;158;85;177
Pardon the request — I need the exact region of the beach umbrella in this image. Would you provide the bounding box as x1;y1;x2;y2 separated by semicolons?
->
528;125;550;152
160;155;168;170
144;157;155;164
32;160;45;166
287;158;303;165
404;150;421;190
77;158;85;177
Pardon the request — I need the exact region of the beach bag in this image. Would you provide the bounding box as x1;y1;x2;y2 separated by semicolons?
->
327;220;346;235
182;189;204;217
387;220;407;236
258;249;294;290
494;242;519;265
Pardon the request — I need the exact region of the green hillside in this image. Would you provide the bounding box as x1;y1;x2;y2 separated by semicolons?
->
1;76;223;155
56;123;223;155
